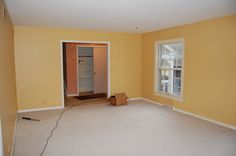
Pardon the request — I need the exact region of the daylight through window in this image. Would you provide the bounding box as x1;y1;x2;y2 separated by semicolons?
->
155;39;184;100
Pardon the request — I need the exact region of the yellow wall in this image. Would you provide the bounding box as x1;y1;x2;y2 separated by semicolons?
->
14;26;142;110
0;0;18;155
14;15;236;126
142;14;236;126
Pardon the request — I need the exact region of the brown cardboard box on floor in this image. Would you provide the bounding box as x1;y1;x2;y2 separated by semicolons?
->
109;93;128;106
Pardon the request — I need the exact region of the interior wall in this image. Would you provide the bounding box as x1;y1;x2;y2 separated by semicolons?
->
0;0;18;155
142;14;236;126
14;26;142;110
13;12;236;126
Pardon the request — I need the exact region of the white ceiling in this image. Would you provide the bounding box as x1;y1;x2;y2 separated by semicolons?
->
4;0;236;33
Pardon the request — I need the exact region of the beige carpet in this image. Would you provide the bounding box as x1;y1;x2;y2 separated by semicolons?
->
13;100;236;156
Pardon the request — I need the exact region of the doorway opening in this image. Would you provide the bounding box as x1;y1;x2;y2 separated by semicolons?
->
61;41;110;107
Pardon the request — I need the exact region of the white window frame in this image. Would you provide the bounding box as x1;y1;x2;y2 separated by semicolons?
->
154;38;185;102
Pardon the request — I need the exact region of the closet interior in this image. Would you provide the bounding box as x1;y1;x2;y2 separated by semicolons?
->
63;42;108;101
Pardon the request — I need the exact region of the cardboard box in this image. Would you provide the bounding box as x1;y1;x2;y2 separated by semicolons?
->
109;93;128;106
109;96;116;105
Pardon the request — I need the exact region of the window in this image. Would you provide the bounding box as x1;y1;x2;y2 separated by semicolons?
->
154;38;184;101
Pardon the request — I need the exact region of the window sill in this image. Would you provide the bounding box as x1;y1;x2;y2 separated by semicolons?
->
154;91;183;102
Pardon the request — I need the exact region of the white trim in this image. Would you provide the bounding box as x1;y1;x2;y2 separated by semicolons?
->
141;98;164;107
128;97;142;101
10;115;17;156
60;42;65;107
154;38;185;102
66;94;79;97
141;98;236;131
77;44;80;96
174;108;236;131
0;118;3;156
107;43;111;98
60;40;111;108
18;106;64;113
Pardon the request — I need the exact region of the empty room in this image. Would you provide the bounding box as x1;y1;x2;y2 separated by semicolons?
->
0;0;236;156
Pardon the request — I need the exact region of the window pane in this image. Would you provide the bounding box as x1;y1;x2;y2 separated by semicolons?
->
160;44;175;68
159;42;183;69
156;39;183;98
173;70;181;88
159;84;163;92
176;43;183;68
159;69;169;93
159;46;166;67
159;84;168;93
165;85;168;93
174;79;181;88
173;87;181;96
174;70;181;78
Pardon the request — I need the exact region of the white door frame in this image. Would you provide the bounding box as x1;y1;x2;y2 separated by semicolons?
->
0;118;3;156
60;40;111;108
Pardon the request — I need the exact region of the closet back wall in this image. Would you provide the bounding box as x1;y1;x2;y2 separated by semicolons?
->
14;26;142;110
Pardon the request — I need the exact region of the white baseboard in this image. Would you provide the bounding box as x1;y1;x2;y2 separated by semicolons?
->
18;97;141;113
128;97;142;101
11;114;18;156
141;98;164;106
18;106;64;113
173;108;236;131
140;98;236;131
16;98;236;131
